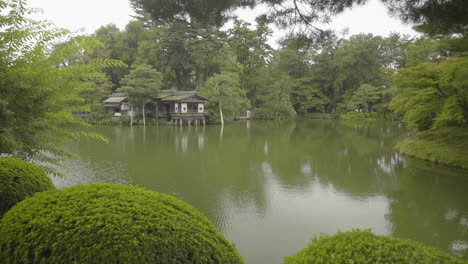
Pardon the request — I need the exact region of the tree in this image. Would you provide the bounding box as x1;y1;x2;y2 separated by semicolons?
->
129;0;467;38
292;77;331;114
380;33;411;69
255;72;296;119
383;0;468;36
117;64;164;126
199;72;250;124
389;56;468;131
346;84;382;112
227;19;272;102
129;0;252;26
0;0;122;170
404;37;441;68
54;36;114;120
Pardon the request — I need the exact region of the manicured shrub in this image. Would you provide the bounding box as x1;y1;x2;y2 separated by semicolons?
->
283;230;466;264
0;184;244;264
0;157;55;218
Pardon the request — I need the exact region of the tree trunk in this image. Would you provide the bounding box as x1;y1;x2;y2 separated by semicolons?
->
219;103;224;126
142;102;146;126
130;104;134;127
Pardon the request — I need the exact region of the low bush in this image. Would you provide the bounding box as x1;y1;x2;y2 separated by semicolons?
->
341;111;385;120
396;126;468;169
283;230;465;264
0;183;244;264
0;157;55;218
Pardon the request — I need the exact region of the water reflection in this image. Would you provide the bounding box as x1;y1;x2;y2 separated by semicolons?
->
62;120;468;263
198;133;205;152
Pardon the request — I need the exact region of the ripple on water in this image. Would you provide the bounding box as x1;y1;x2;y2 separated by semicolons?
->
51;159;129;189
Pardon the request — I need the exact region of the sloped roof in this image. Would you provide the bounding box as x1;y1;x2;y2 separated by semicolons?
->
102;90;209;103
158;90;210;102
160;94;210;102
157;89;179;99
102;93;128;103
102;96;127;103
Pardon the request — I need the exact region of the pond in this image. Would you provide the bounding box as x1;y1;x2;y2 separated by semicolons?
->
55;119;468;264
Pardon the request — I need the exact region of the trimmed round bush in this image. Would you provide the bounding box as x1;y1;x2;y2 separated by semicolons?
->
0;157;55;218
0;184;244;264
284;230;465;264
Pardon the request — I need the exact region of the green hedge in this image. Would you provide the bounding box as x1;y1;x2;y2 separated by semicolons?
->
284;230;466;264
341;111;383;120
0;184;244;264
0;157;55;218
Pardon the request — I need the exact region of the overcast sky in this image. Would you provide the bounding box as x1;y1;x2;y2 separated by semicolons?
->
28;0;419;45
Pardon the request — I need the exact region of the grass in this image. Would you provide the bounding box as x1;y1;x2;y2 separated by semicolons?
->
396;126;468;170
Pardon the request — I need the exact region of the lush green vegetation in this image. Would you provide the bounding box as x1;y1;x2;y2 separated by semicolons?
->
0;0;124;169
0;184;244;264
389;55;468;168
84;13;465;126
397;127;468;169
0;0;465;167
0;157;55;218
117;64;164;125
283;230;467;264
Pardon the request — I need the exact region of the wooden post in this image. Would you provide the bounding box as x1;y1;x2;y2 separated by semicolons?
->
179;119;183;126
202;118;206;126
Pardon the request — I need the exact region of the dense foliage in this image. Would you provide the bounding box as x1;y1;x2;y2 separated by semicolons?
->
283;230;466;264
117;64;164;125
390;56;468;131
396;127;468;169
199;72;250;124
0;157;55;218
0;0;124;168
0;184;244;264
129;0;467;37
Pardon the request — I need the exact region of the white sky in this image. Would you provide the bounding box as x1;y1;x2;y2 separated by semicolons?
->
27;0;419;45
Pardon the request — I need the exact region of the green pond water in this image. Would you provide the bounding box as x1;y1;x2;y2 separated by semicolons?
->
56;119;468;263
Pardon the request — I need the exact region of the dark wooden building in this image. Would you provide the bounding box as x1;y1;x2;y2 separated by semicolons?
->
102;93;132;117
155;90;210;125
103;90;210;125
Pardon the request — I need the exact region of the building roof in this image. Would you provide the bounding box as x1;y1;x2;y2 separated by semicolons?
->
157;89;179;99
160;94;210;102
158;90;210;102
102;90;209;104
102;96;127;103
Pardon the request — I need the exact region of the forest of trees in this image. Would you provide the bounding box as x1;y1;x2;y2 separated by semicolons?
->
0;0;466;167
83;16;466;125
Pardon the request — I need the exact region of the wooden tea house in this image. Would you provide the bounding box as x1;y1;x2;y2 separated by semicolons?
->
102;93;132;117
102;90;210;125
155;90;210;125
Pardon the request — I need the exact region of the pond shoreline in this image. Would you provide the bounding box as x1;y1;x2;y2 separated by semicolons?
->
396;127;468;170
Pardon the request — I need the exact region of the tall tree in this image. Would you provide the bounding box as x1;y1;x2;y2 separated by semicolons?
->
390;56;468;131
117;64;164;126
129;0;251;26
0;0;122;170
199;72;250;124
228;19;272;102
346;84;382;112
255;70;296;119
129;0;467;37
404;37;441;68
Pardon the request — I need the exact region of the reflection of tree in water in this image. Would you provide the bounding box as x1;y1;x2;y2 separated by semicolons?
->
263;119;407;196
262;120;467;258
115;123;281;231
385;160;468;258
64;121;468;258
